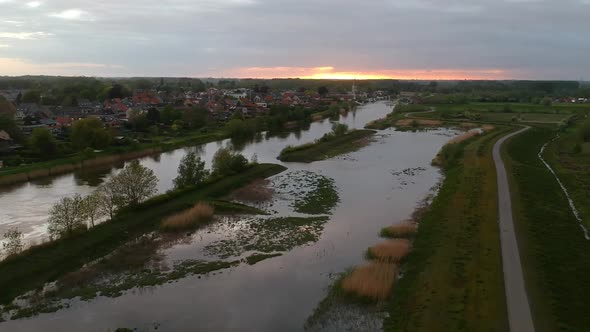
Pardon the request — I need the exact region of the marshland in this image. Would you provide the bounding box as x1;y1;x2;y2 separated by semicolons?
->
0;101;469;330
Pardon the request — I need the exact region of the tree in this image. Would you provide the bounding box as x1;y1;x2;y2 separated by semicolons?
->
2;228;23;256
0;115;23;143
318;86;329;97
48;194;87;239
161;105;182;125
183;106;208;129
331;123;349;136
29;128;58;158
146;108;161;124
173;151;209;190
110;160;158;206
96;182;120;219
71;117;112;150
22;90;41;104
212;147;248;176
82;191;105;227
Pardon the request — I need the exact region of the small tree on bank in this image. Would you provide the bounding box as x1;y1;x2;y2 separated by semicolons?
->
173;151;209;190
2;228;24;256
96;182;120;220
48;194;87;239
83;191;105;227
212;147;248;176
110;160;158;206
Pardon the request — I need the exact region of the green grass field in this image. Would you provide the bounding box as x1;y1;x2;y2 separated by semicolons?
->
384;128;510;332
278;129;376;163
503;127;590;332
0;163;286;305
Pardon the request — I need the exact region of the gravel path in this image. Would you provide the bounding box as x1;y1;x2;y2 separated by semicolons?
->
493;127;535;332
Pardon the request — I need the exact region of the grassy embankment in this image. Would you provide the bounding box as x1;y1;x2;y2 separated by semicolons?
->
366;102;580;131
503;125;590;332
278;129;376;163
0;163;286;305
383;127;512;332
0;129;228;186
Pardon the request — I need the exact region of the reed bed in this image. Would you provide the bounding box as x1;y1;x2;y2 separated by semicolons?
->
160;202;215;231
341;261;398;301
367;239;412;262
381;220;418;238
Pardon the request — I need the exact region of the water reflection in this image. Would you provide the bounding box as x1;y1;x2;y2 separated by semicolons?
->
0;102;394;244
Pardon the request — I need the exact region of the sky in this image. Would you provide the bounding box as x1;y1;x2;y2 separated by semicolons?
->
0;0;589;80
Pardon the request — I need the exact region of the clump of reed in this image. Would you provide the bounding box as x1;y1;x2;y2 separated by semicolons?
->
367;239;412;262
231;179;274;203
341;261;398;301
160;202;214;231
381;220;418;238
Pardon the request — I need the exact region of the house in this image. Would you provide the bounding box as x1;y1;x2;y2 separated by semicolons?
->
0;130;12;152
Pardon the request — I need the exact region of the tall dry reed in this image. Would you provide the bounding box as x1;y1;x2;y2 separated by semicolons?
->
368;239;412;262
160;202;214;231
381;220;418;238
341;261;398;301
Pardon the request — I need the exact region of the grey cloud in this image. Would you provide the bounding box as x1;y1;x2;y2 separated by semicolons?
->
0;0;588;78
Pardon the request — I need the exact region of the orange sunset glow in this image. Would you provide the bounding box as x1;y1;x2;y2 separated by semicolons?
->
220;66;511;80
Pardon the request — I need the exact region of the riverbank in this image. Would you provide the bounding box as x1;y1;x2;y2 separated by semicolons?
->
503;127;590;332
383;127;511;331
0;129;228;186
0;163;286;305
277;129;376;163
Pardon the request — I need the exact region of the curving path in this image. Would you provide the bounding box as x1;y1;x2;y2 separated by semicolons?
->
493;127;535;332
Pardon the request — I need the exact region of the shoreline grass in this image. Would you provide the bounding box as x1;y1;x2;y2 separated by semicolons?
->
278;129;376;163
383;128;510;332
0;163;286;305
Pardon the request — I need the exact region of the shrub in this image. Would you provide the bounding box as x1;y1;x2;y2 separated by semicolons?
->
212;147;249;176
367;239;412;262
160;202;214;231
2;228;24;257
341;262;398;301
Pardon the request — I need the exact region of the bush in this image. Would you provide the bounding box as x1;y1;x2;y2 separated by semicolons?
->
367;239;412;262
212;147;249;176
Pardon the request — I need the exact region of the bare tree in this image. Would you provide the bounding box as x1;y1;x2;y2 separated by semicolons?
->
83;191;105;227
2;228;24;256
48;194;87;239
110;160;158;206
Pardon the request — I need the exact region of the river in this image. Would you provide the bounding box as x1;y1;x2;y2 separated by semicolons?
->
0;102;460;331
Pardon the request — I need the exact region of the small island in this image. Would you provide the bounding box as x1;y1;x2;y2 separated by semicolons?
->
278;123;376;163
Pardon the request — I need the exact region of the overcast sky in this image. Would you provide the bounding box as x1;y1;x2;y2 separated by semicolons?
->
0;0;589;79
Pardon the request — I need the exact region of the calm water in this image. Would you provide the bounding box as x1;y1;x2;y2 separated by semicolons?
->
0;102;393;244
0;111;460;331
